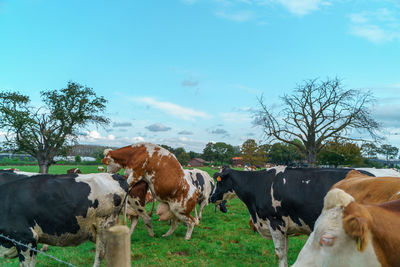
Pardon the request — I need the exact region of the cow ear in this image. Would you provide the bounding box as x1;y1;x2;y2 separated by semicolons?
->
342;212;369;252
103;148;113;156
216;176;222;182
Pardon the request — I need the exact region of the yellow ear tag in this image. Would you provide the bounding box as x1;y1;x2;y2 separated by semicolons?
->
216;176;221;182
357;238;362;251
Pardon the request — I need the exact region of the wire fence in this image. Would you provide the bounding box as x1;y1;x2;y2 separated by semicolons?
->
0;233;76;267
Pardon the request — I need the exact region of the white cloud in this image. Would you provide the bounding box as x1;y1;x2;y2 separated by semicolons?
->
372;104;400;128
220;106;255;123
159;136;207;152
214;10;254;22
178;130;194;135
78;130;115;143
348;8;400;43
349;24;391;43
145;123;172;132
220;111;252;123
273;0;329;16
134;97;208;120
349;13;368;24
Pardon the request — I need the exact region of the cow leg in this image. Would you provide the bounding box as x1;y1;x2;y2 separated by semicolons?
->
198;200;207;220
93;216;118;267
171;211;196;240
137;210;154;237
128;195;154;237
93;230;106;267
162;218;180;237
194;205;198;221
17;241;37;267
269;226;288;267
129;215;140;236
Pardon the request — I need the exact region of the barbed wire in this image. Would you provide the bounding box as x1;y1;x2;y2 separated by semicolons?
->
0;232;77;267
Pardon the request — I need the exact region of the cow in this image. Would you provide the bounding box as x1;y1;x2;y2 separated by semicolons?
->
332;170;400;204
293;188;400;267
67;168;82;174
0;171;130;267
102;142;200;240
186;169;217;220
210;166;375;267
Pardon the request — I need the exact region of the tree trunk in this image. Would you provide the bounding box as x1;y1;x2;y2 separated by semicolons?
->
37;152;52;174
39;163;50;174
307;150;317;167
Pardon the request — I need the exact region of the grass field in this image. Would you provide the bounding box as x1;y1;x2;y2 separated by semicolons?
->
0;165;307;266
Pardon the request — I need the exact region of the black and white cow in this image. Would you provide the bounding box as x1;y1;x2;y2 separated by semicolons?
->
186;169;219;220
0;170;129;267
210;166;375;267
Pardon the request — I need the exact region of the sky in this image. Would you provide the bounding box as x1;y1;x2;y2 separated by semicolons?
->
0;0;400;153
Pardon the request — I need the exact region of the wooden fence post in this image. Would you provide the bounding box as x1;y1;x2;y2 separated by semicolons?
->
106;225;131;267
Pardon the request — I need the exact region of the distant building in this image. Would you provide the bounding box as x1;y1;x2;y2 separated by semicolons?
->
232;157;244;167
188;158;208;167
53;156;96;162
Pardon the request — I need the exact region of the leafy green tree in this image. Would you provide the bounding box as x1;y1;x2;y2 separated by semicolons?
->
75;155;82;163
188;150;201;159
202;142;235;165
0;82;108;173
92;147;107;161
174;147;190;166
269;142;303;165
241;139;268;166
317;140;362;167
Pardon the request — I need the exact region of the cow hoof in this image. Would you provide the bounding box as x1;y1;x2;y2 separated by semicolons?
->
41;244;49;252
184;236;192;240
162;233;171;237
148;231;154;237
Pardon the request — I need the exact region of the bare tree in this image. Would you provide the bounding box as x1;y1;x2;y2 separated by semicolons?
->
255;78;380;167
0;82;109;173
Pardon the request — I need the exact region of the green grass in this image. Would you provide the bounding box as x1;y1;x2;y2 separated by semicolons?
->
0;165;307;266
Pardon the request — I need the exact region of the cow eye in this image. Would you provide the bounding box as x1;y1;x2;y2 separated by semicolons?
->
320;233;335;247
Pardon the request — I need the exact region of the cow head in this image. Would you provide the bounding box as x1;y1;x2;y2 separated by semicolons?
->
210;167;235;204
216;200;228;213
102;148;123;174
293;189;378;267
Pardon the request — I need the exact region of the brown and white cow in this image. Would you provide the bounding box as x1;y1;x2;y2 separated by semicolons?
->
102;142;199;240
331;170;400;204
67;168;82;174
293;188;400;267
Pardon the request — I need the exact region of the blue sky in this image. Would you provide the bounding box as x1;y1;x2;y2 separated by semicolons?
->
1;0;400;152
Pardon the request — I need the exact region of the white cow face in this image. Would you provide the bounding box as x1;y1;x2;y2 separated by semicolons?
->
293;189;380;267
